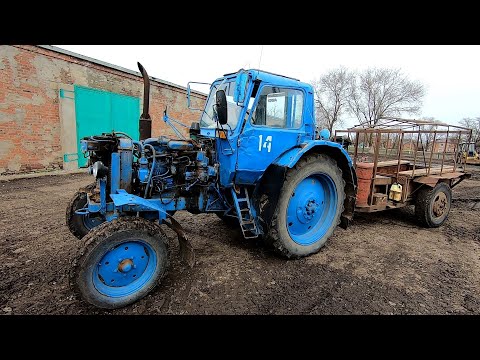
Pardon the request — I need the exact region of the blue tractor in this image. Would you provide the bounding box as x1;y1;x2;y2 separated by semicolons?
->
67;63;357;309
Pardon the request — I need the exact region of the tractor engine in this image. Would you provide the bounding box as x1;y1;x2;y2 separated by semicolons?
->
81;132;218;212
139;135;218;199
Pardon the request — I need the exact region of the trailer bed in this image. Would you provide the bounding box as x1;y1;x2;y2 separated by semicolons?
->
397;165;456;178
335;117;473;213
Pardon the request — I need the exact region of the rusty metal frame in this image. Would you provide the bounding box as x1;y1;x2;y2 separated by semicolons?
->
335;117;472;212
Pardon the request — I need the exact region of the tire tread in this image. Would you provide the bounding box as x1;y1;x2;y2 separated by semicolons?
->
267;154;345;259
69;217;170;309
66;183;97;239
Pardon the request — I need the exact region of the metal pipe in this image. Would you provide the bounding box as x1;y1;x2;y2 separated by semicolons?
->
440;126;450;174
137;62;152;140
353;130;359;167
412;129;421;177
453;131;461;172
144;144;156;198
369;131;382;206
346;129;468;135
465;129;473;170
132;140;143;154
407;132;414;161
427;131;437;175
110;153;120;194
361;132;366;158
396;132;405;179
385;132;390;161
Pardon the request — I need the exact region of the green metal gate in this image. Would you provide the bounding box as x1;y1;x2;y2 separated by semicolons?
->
74;85;140;167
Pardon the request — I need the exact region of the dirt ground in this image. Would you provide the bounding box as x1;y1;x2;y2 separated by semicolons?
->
1;168;479;315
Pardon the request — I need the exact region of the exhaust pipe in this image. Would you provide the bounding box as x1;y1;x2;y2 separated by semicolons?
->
137;62;152;140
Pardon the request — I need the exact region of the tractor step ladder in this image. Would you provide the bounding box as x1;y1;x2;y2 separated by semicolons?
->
231;187;260;239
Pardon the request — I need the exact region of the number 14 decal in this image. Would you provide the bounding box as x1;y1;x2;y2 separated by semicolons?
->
258;135;272;153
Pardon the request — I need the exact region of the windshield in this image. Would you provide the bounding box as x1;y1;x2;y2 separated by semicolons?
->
200;80;245;129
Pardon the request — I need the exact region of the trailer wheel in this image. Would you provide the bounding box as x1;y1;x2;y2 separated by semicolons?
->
66;183;105;239
70;217;169;309
415;182;452;228
267;154;345;258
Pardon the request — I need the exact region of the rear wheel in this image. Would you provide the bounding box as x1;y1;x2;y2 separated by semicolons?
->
267;154;345;258
70;217;169;309
415;182;452;227
66;183;105;239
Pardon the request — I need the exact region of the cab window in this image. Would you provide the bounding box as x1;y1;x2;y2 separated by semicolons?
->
251;86;303;128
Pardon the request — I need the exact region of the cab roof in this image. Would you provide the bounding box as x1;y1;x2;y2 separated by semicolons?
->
216;69;312;92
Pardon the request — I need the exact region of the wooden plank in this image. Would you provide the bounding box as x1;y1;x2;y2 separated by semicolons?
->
413;172;466;184
374;175;393;185
355;200;409;212
398;166;455;177
376;160;411;167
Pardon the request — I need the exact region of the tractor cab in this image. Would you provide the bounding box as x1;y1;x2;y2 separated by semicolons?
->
188;69;318;185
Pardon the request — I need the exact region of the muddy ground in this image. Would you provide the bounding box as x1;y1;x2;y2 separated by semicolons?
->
1;168;479;315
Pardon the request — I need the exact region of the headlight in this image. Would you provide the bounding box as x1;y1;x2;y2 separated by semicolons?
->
91;161;108;179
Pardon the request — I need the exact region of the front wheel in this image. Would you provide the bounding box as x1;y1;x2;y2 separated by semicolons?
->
70;217;170;309
66;183;105;239
415;182;452;228
267;154;345;258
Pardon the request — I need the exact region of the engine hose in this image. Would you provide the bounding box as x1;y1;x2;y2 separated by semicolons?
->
144;144;156;198
151;169;170;178
114;131;133;139
132;140;143;154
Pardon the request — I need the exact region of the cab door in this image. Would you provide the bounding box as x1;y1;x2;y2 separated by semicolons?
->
235;85;306;184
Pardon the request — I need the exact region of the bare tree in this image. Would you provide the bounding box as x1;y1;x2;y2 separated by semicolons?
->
311;67;353;135
348;68;426;127
419;116;441;151
459;117;480;144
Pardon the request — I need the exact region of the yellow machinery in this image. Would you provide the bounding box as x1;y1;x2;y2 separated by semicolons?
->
458;142;480;165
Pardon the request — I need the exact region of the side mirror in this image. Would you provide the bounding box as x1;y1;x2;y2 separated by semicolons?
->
233;71;249;104
215;90;228;125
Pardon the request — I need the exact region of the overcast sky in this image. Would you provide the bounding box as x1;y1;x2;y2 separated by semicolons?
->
56;45;480;128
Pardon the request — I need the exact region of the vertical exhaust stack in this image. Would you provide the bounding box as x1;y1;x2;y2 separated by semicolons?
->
137;62;152;140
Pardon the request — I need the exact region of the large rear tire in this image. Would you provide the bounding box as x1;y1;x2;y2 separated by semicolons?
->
267;154;345;258
66;183;105;239
70;217;170;309
415;182;452;228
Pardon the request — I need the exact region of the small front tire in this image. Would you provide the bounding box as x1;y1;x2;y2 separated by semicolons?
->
70;217;170;309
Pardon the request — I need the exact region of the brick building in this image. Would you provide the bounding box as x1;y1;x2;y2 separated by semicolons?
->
0;45;206;174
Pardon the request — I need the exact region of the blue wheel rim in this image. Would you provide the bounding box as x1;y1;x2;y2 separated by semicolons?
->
93;240;157;298
286;173;337;246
